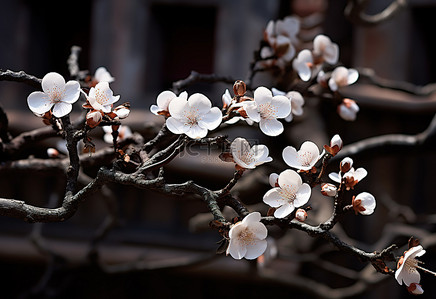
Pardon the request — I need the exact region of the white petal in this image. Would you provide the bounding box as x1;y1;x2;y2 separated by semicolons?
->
274;203;294;218
27;91;53;114
199;107;222;130
52;102;72;118
62;80;80;103
185;125;208;139
188;93;212;115
95;67;115;83
227;239;247;260
328;78;339;91
42;72;65;94
249;222;268;240
168;97;189;120
231;137;251;161
166;117;188;135
251;144;272;165
347;69;359;85
244;102;260;122
300;141;320;165
242;212;261;224
259;118;284;136
282;146;299;169
263;188;286;208
271;88;285;96
156;90;177;110
244;239;268;260
228;221;245;239
353;168;367;181
294;183;311;207
269;173;279;187
328;172;341;183
270;95;291;118
278;169;302;189
254;86;273;106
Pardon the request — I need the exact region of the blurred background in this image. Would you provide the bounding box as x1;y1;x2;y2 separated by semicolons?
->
1;0;436;298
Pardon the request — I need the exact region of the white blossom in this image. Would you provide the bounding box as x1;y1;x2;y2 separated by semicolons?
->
226;212;268;260
27;72;80;118
261;17;300;69
396;245;426;286
329;167;367;189
230;137;272;169
328;66;359;91
87;81;120;113
293;49;314;81
321;183;337;197
271;88;304;122
313;34;339;65
94;67;115;83
282;141;321;171
150;90;187;116
166;93;222;139
352;192;376;215
263;169;311;218
338;98;359;121
244;87;291;136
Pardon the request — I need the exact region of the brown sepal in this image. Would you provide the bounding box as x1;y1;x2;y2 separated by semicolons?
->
408;236;420;249
267;207;276;217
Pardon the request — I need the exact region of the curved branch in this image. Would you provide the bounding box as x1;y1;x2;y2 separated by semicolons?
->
345;0;407;26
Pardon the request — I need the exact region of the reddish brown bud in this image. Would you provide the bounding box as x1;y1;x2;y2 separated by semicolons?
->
233;80;246;97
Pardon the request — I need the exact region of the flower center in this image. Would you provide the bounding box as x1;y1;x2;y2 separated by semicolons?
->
238;228;255;246
258;103;277;120
279;184;297;204
405;257;418;273
297;151;313;167
49;86;65;104
183;109;200;127
95;89;110;105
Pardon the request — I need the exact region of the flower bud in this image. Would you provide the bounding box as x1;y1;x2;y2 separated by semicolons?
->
86;110;103;128
47;148;59;158
338;98;359;121
407;283;424;295
295;208;307;222
321;183;337;197
324;134;343;157
113;103;130;119
340;157;353;173
233;80;246;97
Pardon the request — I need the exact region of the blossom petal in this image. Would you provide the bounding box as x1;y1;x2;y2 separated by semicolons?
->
263;188;286;208
244;239;268;260
166;117;188;135
259;118;283;136
251;145;272;165
199;107;222;130
242;212;262;224
294;183;311;207
244;102;260;122
269;173;279;187
274;203;294;218
156;90;177;110
227;238;247;260
354;168;367;182
42;72;65;94
150;104;160;115
188;93;212;115
231;137;250;161
347;69;359;85
328;172;341;183
249;222;268;240
270;95;291;118
168;97;189;120
254;86;273;106
185;125;208;139
278;169;302;189
27;91;53;114
62;81;80;104
282;146;299;169
52;102;72;118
